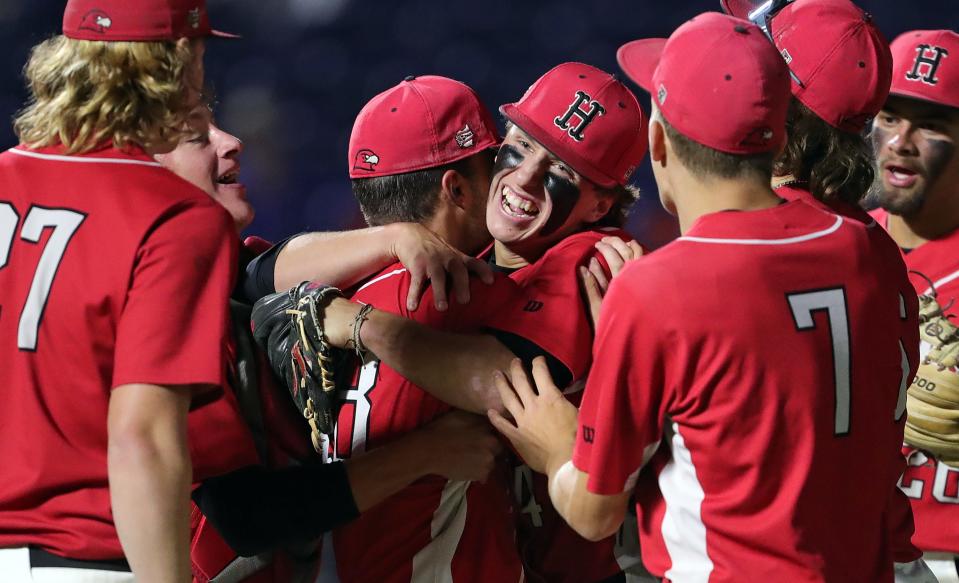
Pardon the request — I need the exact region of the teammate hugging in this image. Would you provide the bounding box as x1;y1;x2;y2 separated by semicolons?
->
3;1;959;583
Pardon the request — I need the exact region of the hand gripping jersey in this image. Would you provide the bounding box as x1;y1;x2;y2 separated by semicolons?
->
0;145;237;560
873;207;959;555
329;263;525;583
485;227;644;583
575;201;917;582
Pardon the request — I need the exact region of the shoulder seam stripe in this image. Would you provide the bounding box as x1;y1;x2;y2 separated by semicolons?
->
677;215;843;246
356;268;408;293
8;148;163;167
924;268;959;296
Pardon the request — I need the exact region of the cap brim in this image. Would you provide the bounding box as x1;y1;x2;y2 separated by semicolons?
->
616;39;667;93
210;29;242;39
888;89;959;113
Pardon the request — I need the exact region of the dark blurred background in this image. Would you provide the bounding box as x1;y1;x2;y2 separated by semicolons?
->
1;0;956;249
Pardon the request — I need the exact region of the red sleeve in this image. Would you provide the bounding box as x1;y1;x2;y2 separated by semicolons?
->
572;266;671;495
485;231;628;380
405;271;528;331
112;201;237;389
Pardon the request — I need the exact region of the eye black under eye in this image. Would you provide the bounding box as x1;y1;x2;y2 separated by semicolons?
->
544;171;579;200
494;144;525;174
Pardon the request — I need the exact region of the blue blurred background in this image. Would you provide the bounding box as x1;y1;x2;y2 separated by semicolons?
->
1;0;956;249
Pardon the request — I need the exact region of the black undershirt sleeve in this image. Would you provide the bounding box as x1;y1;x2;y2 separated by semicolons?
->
239;234;302;304
192;461;360;556
232;244;258;303
490;330;573;389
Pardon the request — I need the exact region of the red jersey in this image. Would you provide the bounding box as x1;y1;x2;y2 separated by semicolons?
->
873;207;959;555
486;228;638;583
0;145;237;560
776;182;876;224
574;201;917;582
329;263;525;583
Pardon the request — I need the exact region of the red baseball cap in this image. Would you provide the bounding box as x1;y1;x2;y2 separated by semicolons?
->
889;30;959;110
349;75;499;179
63;0;238;42
769;0;892;133
499;62;647;188
618;12;791;155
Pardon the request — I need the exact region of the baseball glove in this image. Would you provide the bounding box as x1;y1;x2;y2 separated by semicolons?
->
251;282;349;453
904;293;959;467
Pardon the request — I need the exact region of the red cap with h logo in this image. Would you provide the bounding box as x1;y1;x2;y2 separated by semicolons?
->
349;75;499;179
499;62;647;188
890;30;959;110
63;0;238;42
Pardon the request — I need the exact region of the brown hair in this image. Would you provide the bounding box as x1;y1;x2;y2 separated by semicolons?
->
774;98;875;206
590;182;640;228
351;149;496;227
657;109;775;182
15;36;199;154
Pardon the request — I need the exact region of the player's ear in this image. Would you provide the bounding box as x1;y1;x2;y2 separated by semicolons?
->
584;187;614;223
440;169;469;210
650;118;667;166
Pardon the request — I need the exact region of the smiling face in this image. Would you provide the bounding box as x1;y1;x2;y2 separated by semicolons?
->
486;125;612;256
872;95;959;217
155;108;253;232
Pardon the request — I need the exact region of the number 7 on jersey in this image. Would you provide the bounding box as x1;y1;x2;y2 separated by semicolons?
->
787;288;852;435
0;202;85;351
787;287;911;436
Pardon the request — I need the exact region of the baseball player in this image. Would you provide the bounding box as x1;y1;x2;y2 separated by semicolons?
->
316;74;528;583
151;106;510;583
0;0;239;581
279;62;649;582
491;12;919;581
869;29;959;583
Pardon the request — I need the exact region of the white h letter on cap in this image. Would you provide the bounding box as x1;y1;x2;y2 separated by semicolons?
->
554;91;606;142
906;44;949;86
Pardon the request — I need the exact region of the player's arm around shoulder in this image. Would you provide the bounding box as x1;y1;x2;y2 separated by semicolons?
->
306;271;527;414
272;222;493;311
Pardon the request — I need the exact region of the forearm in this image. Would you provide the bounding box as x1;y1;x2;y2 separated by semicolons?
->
345;430;440;512
274;225;403;292
547;456;626;542
109;385;191;583
361;310;515;412
194;412;496;556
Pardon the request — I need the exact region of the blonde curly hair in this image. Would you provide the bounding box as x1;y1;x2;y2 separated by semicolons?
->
14;36;200;154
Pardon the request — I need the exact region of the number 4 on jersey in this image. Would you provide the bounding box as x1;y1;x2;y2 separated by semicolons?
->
0;202;85;351
514;464;544;527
